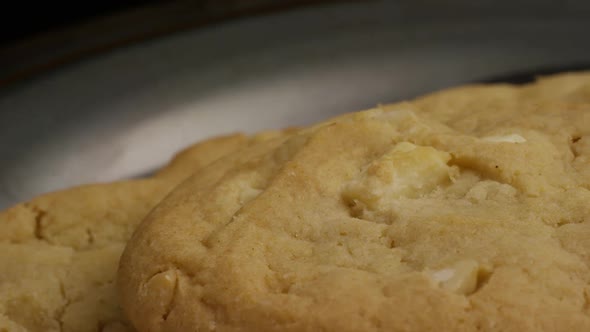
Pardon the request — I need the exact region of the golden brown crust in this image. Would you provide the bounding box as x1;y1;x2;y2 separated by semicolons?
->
120;72;590;332
0;133;264;332
154;134;250;182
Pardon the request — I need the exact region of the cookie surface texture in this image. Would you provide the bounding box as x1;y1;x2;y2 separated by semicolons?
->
119;72;590;332
0;133;267;332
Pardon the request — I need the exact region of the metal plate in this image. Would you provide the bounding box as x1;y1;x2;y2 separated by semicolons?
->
1;1;590;208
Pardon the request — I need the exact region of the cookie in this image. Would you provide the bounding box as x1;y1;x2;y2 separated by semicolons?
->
0;132;283;332
119;72;590;332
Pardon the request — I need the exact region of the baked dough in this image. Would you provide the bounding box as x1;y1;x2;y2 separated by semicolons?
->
0;133;283;332
119;72;590;332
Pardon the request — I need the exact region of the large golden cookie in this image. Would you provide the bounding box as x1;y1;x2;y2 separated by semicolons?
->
119;72;590;332
0;133;289;332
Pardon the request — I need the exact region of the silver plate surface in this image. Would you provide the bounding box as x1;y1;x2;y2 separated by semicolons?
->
1;1;590;208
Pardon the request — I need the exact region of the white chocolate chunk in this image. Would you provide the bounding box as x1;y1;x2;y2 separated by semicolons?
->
431;268;455;283
343;142;455;214
429;260;480;295
239;187;263;204
482;134;526;143
465;180;518;203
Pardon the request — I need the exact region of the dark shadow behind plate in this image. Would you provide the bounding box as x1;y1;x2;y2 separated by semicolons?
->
0;0;351;85
1;0;590;208
480;64;590;84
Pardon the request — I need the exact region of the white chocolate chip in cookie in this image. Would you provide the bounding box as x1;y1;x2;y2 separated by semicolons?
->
464;180;518;203
142;270;178;328
482;134;527;143
428;260;481;295
368;109;435;136
431;268;455;283
238;187;263;205
343;142;456;220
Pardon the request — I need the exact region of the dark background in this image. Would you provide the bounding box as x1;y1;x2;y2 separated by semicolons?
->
0;2;160;46
0;0;345;83
3;0;589;84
